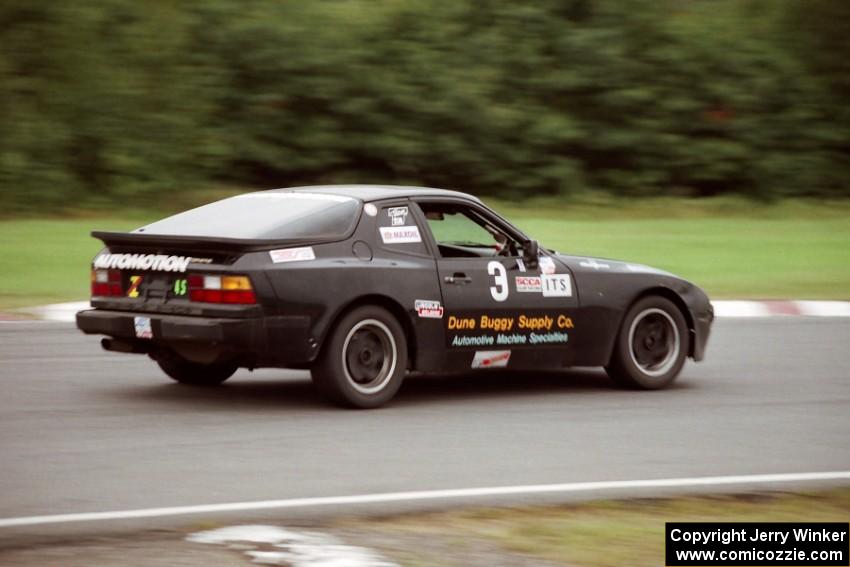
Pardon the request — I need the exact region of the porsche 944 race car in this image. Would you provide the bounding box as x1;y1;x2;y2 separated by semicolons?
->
76;185;713;408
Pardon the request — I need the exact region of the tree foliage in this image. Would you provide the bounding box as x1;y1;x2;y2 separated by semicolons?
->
1;0;847;212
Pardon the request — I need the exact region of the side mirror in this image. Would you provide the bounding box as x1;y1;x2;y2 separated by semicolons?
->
522;239;539;269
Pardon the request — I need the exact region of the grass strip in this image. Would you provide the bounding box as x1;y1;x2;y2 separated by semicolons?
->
335;488;850;567
1;198;848;310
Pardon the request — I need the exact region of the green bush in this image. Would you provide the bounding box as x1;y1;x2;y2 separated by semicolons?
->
1;0;847;213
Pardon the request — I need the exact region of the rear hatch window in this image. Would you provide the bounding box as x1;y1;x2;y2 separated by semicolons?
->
134;191;360;240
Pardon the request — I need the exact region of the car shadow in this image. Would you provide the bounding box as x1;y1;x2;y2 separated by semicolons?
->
109;372;327;410
106;367;640;411
393;371;697;412
396;368;617;405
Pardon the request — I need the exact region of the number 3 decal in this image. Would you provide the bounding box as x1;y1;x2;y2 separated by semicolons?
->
488;261;508;302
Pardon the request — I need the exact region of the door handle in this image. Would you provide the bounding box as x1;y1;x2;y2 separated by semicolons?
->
444;273;472;285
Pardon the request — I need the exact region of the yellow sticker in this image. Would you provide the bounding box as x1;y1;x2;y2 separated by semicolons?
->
128;275;142;298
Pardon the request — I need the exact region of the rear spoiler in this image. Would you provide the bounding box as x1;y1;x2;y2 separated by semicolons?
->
92;231;337;255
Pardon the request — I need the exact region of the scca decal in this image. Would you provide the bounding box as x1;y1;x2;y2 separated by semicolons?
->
515;276;542;292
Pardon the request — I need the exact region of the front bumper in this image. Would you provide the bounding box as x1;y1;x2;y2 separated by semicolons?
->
691;302;714;362
76;309;315;365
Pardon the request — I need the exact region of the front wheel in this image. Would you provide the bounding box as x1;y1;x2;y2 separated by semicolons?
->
311;305;407;408
605;296;688;389
156;351;237;386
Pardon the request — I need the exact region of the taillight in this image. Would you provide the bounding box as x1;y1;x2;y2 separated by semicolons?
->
188;274;256;304
91;269;122;297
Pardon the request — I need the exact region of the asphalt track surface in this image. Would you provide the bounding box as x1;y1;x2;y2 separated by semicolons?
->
1;318;848;535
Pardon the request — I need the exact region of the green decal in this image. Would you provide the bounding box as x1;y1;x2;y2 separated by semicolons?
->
173;278;188;296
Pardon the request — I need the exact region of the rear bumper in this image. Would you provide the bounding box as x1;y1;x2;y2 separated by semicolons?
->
76;309;315;365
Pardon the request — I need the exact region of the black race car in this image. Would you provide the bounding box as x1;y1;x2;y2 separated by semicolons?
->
76;185;713;408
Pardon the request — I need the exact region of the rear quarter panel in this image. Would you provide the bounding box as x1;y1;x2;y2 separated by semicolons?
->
253;208;445;369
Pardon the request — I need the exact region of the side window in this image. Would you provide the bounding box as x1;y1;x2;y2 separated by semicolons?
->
376;203;428;255
419;203;521;259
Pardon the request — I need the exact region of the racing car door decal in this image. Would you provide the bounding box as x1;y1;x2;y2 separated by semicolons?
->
414;201;579;351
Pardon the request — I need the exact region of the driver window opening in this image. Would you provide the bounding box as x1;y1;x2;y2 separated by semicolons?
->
419;203;520;259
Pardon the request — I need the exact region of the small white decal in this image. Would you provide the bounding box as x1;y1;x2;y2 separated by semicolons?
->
387;206;409;226
539;256;556;275
580;258;610;270
93;253;204;273
516;258;526;272
472;350;511;369
515;276;542;293
363;203;378;217
626;263;670;275
414;299;444;319
380;226;421;244
134;316;153;339
269;247;316;264
542;273;573;297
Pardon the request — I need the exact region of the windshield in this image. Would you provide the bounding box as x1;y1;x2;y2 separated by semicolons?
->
134;192;361;240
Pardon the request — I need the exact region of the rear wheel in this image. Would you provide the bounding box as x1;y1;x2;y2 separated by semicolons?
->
156;351;237;386
605;296;688;389
311;305;407;408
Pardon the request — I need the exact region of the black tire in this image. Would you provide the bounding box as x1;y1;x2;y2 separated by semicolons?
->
311;305;408;408
156;352;237;386
605;296;689;389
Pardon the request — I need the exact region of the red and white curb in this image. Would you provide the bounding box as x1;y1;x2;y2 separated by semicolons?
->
7;301;89;322
6;300;850;324
712;300;850;318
